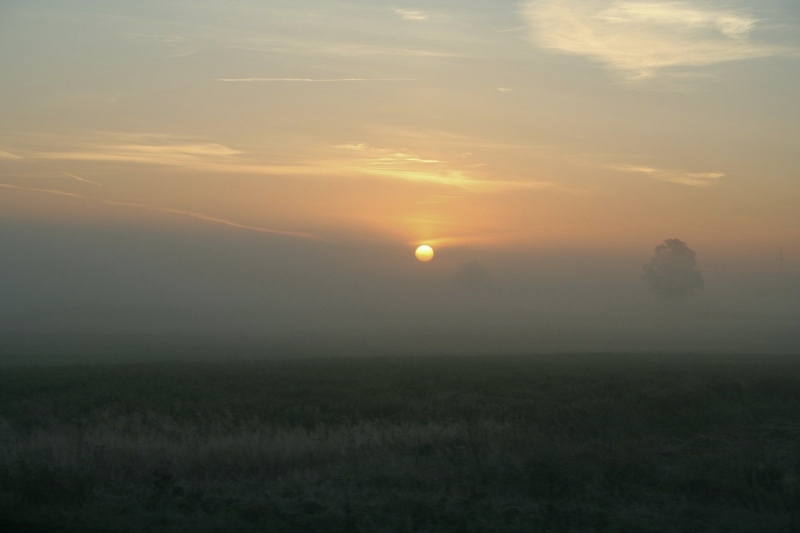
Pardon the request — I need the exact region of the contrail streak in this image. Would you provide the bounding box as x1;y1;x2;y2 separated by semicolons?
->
218;77;416;82
63;172;101;186
0;183;316;240
0;183;85;198
102;200;319;240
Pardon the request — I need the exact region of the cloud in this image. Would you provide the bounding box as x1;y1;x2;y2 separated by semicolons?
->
29;135;337;177
63;172;101;186
334;143;441;164
0;183;85;198
19;132;557;193
393;9;429;21
499;26;526;33
497;87;514;92
329;143;554;192
218;78;416;82
0;144;99;185
131;17;456;59
0;181;315;240
522;0;793;79
41;140;243;167
316;42;457;58
610;164;724;187
371;128;527;152
102;201;318;240
415;232;517;248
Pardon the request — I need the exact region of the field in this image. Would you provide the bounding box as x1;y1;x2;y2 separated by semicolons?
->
2;352;800;532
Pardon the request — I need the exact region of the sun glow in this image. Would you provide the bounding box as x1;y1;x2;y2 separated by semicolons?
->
415;244;434;262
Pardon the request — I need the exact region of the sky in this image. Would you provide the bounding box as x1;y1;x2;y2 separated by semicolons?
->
1;0;799;353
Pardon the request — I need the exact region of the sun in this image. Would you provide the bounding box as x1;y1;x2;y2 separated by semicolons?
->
415;244;434;262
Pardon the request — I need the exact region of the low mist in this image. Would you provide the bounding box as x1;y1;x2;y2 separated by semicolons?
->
2;218;799;357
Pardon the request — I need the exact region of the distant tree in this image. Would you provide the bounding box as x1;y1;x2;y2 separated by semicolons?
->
643;239;704;298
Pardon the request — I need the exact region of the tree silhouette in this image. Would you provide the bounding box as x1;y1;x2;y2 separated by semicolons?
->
643;239;704;298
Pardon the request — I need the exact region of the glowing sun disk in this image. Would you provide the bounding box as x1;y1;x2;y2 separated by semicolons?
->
415;244;434;262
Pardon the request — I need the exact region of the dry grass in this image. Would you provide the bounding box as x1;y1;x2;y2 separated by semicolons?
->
1;354;800;531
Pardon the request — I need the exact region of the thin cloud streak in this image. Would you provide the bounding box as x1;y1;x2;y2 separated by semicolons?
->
393;9;429;21
102;201;319;240
0;183;85;198
218;78;417;82
126;5;458;58
609;164;725;187
0;145;101;185
410;228;549;248
522;0;795;79
41;142;243;167
0;150;23;160
499;26;526;33
330;143;557;193
349;166;555;193
0;182;315;241
63;172;101;186
27;136;558;193
317;42;458;58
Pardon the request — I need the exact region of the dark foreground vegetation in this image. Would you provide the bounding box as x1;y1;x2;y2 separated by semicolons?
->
1;352;800;532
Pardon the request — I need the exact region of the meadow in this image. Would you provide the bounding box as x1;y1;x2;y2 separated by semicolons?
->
1;352;800;532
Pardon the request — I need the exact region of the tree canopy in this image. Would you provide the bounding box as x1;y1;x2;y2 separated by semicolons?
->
643;239;704;298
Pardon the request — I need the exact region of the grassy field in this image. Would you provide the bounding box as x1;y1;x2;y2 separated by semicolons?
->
1;352;800;532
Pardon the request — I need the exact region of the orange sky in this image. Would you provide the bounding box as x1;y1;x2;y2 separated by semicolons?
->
2;1;799;263
1;1;799;348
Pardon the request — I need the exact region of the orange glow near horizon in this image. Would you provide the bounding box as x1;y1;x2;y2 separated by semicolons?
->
0;0;798;268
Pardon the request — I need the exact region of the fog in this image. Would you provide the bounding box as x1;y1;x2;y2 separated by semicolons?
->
2;217;798;358
2;0;799;361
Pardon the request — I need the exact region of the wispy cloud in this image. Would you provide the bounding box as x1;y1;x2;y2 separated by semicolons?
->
102;201;318;240
0;183;85;198
17;132;558;193
0;179;314;240
369;128;527;152
133;23;457;60
63;172;101;186
0;150;23;160
330;143;554;193
393;8;429;21
609;164;724;187
41;138;243;167
218;77;416;82
334;143;441;164
415;232;515;248
522;0;795;79
0;143;102;185
316;42;457;58
16;132;307;176
31;135;327;176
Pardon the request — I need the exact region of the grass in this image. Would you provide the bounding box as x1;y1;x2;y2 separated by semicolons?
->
1;353;800;531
